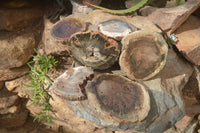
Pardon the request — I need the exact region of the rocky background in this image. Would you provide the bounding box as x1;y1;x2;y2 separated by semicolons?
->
0;0;200;133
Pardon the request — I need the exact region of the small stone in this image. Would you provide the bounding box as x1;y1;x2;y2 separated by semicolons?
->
175;15;200;66
0;88;20;109
175;115;194;131
5;75;33;98
140;0;200;33
0;105;21;115
0;65;29;81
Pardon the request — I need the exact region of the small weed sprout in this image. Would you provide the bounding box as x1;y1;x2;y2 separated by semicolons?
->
22;49;58;124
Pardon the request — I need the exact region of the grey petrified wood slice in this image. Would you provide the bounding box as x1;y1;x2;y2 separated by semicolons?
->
51;66;94;101
98;19;138;41
68;31;120;70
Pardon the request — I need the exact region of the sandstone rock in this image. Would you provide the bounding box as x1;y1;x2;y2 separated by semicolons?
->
0;65;29;81
140;0;200;33
0;108;28;128
0;87;28;128
0;24;43;69
0;105;21;115
182;66;200;114
0;116;56;133
27;94;103;133
0;81;4;90
182;66;200;109
175;15;200;66
0;88;20;109
184;119;198;133
115;131;138;133
0;1;43;31
175;115;195;132
5;75;33;98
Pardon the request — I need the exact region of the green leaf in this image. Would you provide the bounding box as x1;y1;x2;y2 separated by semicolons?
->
176;0;185;5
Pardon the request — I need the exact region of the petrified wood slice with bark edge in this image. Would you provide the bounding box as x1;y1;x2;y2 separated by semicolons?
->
51;66;94;101
98;19;138;41
119;30;168;81
86;73;150;123
67;31;120;70
50;17;86;41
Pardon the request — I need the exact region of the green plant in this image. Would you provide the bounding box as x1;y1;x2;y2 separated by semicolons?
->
22;49;58;124
85;0;149;14
85;0;186;14
176;0;185;5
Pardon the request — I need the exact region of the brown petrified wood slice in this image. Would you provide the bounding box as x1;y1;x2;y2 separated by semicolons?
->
68;31;120;70
98;19;138;41
86;73;150;123
175;15;200;66
50;17;86;41
119;30;168;81
51;66;94;101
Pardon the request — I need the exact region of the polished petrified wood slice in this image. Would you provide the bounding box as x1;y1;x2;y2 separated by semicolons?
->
86;73;150;123
98;20;138;41
68;31;120;70
50;18;85;41
119;30;168;81
51;66;94;101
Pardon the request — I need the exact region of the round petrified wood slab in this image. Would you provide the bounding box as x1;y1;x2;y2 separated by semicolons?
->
51;66;94;101
86;73;150;123
68;31;120;70
50;18;85;41
119;30;168;81
98;19;138;41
